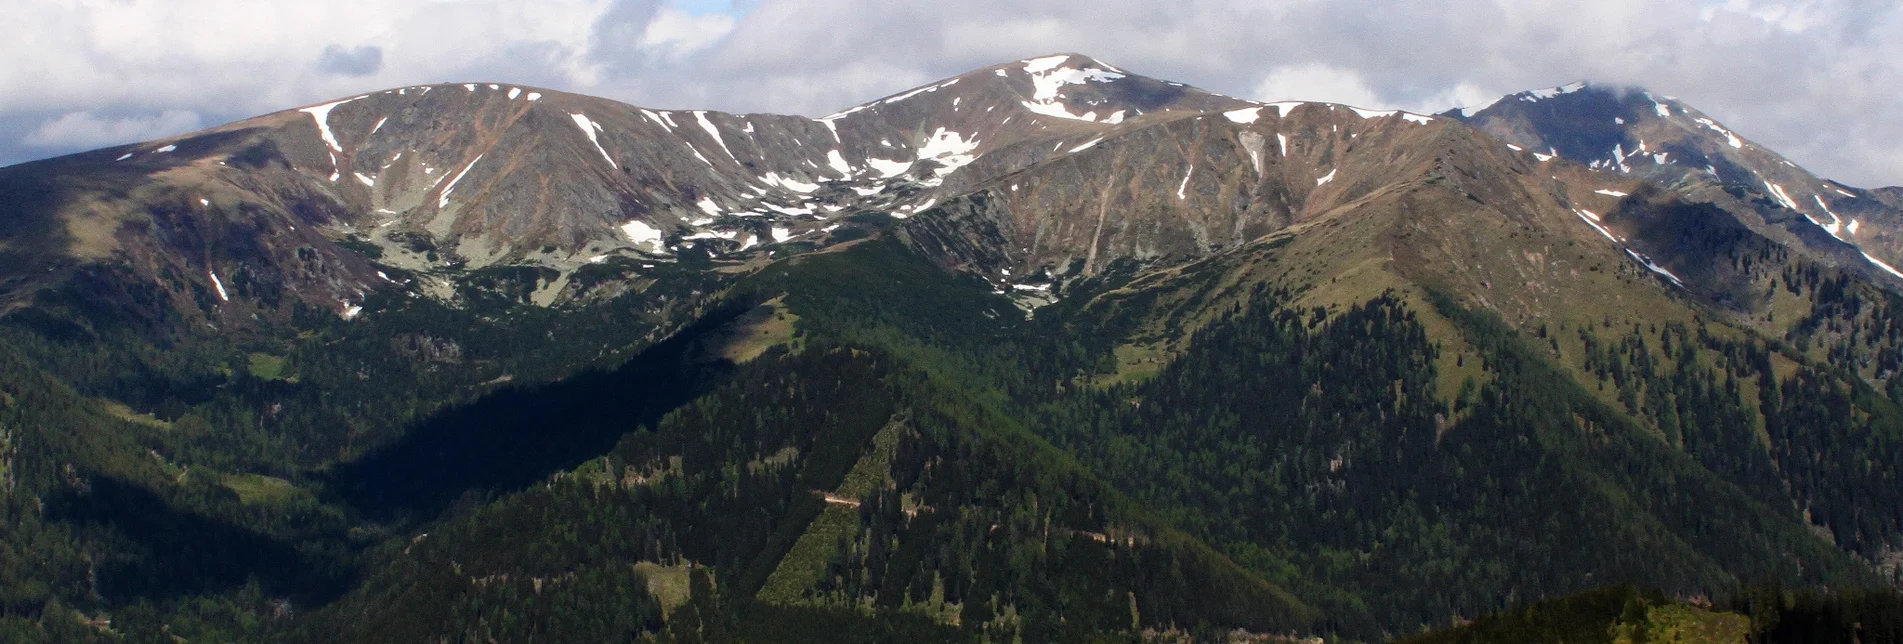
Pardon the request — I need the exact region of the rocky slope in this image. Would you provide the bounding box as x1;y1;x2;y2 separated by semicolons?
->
0;54;1256;322
1447;82;1903;281
9;53;1901;333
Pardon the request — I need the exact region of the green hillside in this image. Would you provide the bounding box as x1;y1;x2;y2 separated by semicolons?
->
4;227;1903;642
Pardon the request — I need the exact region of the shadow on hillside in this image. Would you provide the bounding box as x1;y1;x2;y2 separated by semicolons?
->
322;302;753;524
48;476;350;605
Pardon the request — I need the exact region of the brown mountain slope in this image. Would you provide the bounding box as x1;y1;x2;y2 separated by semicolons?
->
0;54;1263;325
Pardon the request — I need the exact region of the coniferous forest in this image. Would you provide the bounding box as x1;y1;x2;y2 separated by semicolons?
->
1;229;1901;643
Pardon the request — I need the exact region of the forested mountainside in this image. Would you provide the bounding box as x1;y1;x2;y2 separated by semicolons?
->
2;54;1903;642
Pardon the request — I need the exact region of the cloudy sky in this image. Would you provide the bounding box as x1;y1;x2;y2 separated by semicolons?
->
5;0;1900;186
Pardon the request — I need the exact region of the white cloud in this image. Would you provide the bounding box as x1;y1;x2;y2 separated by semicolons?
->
23;110;203;149
0;0;617;115
1250;64;1385;108
637;7;736;59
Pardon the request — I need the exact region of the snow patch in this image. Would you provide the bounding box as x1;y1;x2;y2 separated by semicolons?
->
826;150;853;176
1693;117;1744;148
1276;133;1288;157
1018;57;1125;122
683;229;741;243
1316;169;1337;186
764;203;814;216
155;144;177;153
371;117;388;134
1020;101;1100;122
815;118;840;142
297;95;365;152
1224;107;1262;124
1813;194;1845;237
507;87;521;100
1764;181;1802;211
1177;166;1193;200
695;111;737;161
1574;209;1621;243
569;113;617;169
621;219;665;245
1068;137;1103;153
1523;82;1586;101
760;172;820;193
527;92;542;101
355;172;375;187
1626;249;1683;285
916;128;980;177
1022;55;1070;73
817;102;871;122
437;155;482;208
696;197;722;216
115;153;132;161
208;271;229;302
1456;95;1502;117
1594;189;1628;197
866;157;912;178
685;144;715;168
1864;252;1903;279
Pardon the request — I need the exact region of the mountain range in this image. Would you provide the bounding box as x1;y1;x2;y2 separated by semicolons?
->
0;53;1899;642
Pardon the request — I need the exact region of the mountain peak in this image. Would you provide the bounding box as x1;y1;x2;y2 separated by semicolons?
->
1004;52;1123;71
1450;80;1594;117
1449;78;1903;279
